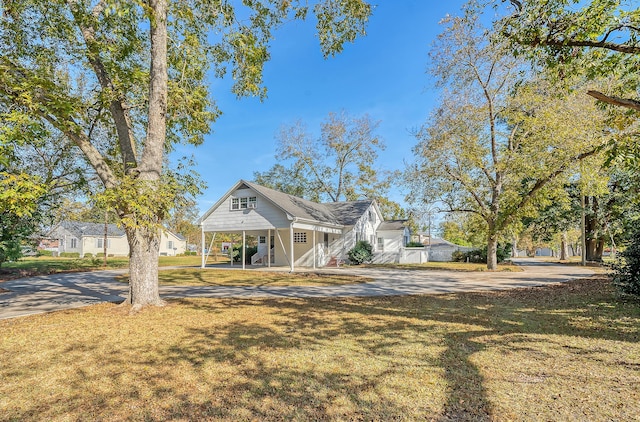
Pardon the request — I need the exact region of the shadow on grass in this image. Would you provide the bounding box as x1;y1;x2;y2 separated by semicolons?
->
155;277;637;419
3;277;639;420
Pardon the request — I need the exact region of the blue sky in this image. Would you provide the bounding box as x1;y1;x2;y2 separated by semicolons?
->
178;1;469;215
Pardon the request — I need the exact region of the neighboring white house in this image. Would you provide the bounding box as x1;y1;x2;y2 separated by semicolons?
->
198;180;411;270
41;221;186;257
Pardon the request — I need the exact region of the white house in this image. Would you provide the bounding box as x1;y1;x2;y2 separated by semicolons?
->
42;221;186;257
198;180;411;270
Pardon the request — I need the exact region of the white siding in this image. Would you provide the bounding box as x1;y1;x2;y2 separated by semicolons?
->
82;235;129;257
158;231;187;256
376;230;404;253
343;203;382;254
201;188;290;232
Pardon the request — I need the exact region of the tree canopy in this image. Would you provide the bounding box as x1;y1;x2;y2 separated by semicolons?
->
499;0;640;111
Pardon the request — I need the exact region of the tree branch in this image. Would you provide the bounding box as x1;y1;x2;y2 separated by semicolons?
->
587;90;640;112
498;146;603;231
67;0;138;172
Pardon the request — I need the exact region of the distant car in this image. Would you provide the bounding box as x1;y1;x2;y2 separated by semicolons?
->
20;246;37;257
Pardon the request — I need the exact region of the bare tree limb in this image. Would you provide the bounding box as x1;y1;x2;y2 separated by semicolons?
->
587;90;640;112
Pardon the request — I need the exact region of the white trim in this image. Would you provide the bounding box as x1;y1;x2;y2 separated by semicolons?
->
201;225;205;268
242;230;246;270
289;223;294;272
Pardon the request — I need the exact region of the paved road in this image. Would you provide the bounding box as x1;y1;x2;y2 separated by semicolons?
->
0;258;595;320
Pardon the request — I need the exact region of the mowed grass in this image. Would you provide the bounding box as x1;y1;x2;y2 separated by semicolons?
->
367;261;523;272
1;277;639;421
0;255;224;282
118;268;372;287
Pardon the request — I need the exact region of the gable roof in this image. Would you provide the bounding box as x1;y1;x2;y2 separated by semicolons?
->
242;181;342;225
199;179;378;228
377;219;408;231
53;221;125;238
325;200;375;226
50;221;186;241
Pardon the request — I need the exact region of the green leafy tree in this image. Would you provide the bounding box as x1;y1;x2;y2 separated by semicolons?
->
253;163;312;199
499;0;640;111
0;173;46;267
610;224;640;296
406;8;610;270
0;0;372;308
255;111;404;218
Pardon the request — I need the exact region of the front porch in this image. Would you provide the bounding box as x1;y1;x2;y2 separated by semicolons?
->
200;224;346;272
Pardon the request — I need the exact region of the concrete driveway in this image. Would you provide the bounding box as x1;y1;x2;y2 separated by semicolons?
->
0;258;595;320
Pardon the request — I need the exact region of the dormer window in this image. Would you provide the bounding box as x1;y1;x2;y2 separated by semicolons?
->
231;196;257;210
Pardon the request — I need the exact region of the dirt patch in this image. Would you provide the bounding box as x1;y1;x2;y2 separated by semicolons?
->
0;268;38;283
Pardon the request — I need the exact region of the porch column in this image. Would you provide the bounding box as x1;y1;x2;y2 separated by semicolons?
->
267;229;271;268
312;230;316;269
200;225;205;268
242;230;246;270
289;223;295;272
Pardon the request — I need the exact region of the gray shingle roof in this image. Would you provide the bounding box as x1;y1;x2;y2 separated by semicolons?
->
324;200;374;226
377;219;407;231
58;221;125;237
243;180;373;227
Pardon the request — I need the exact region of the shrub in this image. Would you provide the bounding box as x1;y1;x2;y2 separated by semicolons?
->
405;241;425;248
610;227;640;297
60;252;80;258
37;249;53;257
451;250;466;262
233;245;258;264
451;243;512;264
184;251;197;256
348;240;373;265
83;253;93;259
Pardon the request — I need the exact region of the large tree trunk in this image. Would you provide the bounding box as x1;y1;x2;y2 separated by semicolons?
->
559;231;570;261
487;234;498;270
123;225;164;307
118;0;168;309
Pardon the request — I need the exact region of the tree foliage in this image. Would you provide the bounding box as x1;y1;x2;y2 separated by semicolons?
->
610;224;640;296
498;0;640;111
0;172;46;267
254;111;405;218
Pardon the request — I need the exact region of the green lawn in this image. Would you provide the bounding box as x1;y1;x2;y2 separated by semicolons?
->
149;268;371;286
366;261;523;272
1;277;638;420
0;255;226;282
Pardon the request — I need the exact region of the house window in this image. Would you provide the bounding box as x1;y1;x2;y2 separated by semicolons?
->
167;240;174;250
70;238;78;249
293;232;307;243
96;238;111;248
231;196;257;210
259;236;266;244
377;237;384;251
